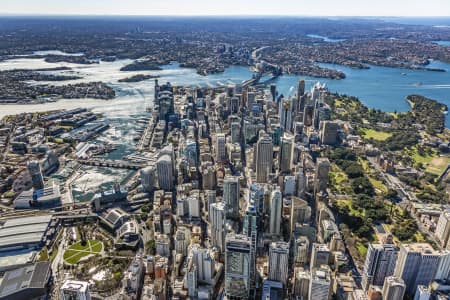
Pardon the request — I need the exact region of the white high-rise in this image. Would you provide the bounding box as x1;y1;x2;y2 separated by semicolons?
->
362;243;398;290
435;210;450;248
140;165;156;193
156;154;174;191
223;176;240;218
394;243;441;296
255;134;273;183
209;202;226;252
382;276;406;300
268;241;290;285
191;244;215;284
269;189;282;235
61;280;91;300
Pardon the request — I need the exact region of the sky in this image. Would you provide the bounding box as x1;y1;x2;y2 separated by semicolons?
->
1;0;450;17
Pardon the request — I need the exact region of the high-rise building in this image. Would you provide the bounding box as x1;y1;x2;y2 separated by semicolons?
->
314;158;330;195
297;79;306;100
174;226;191;256
320;121;339;145
191;244;215;284
225;234;251;299
435;210;450;248
296;169;307;198
243;201;258;297
290;197;311;233
223;176;240;218
394;243;441;296
293;267;310;299
216;133;227;163
269;189;282;235
28;160;45;190
188;195;200;218
294;236;310;265
209;202;226;252
231;122;241;144
279;133;294;173
255;134;273;183
279;97;294;132
268;241;290;285
362;244;398;290
382;276;406;300
156;154;174;191
311;243;330;269
414;285;431;300
309;265;332;300
435;251;450;282
61;280;91;300
140;165;156;193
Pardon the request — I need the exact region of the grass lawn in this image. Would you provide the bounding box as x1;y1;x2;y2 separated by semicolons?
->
356;241;368;258
426;156;450;175
63;240;103;265
361;128;392;141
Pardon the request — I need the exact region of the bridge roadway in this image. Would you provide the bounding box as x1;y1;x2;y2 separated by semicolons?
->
77;158;145;170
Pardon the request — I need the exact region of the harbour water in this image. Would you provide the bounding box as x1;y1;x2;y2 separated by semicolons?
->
1;54;450;200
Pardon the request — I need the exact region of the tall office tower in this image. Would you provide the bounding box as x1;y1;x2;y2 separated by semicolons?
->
297;79;306;99
361;244;398;290
320;121;339;145
191;244;215;284
215;133;227;163
296;169;307;197
291;197;312;233
249;183;265;215
279;133;294;173
175;226;191;256
382;276;406;300
188;196;200;218
28;160;45;190
209;202;226;252
255;134;273;183
303;105;315;127
435;210;450;248
231;122;241;144
394;243;441;296
223;176;240;218
309;265;332;300
294;268;310;299
202;165;217;190
269;189;282;235
294;236;310;265
314;158;330;195
279;97;294;132
310;82;321;102
435;251;450;282
186;264;198;298
230;97;240;114
243;201;258;298
311;243;330;269
140;165;156;193
225;234;251;299
156;154;174;191
61;280;91;300
247;91;256;109
268;241;290;285
270;84;277;102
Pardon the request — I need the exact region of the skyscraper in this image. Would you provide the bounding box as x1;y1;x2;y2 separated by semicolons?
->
293;267;310;299
243;201;258;297
394;243;441;296
28;160;44;190
290;197;311;233
191;244;215;284
61;280;91;300
382;276;406;300
362;243;398;290
279;97;294;132
255;134;273;183
435;210;450;248
225;234;251;299
140;165;156;193
311;243;330;269
268;241;290;285
320;121;339;145
216;133;227;163
279;133;294;174
223;176;240;218
314;158;330;195
209;202;226;252
156;154;174;191
309;265;332;300
294;236;310;265
269;189;282;235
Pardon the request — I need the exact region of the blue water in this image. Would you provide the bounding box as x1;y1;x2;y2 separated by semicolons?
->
306;34;346;43
268;61;450;127
434;41;450;46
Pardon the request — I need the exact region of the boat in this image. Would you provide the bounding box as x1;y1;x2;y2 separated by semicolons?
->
415;82;423;87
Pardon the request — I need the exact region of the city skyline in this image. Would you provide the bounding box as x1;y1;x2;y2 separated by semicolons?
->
1;0;450;17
